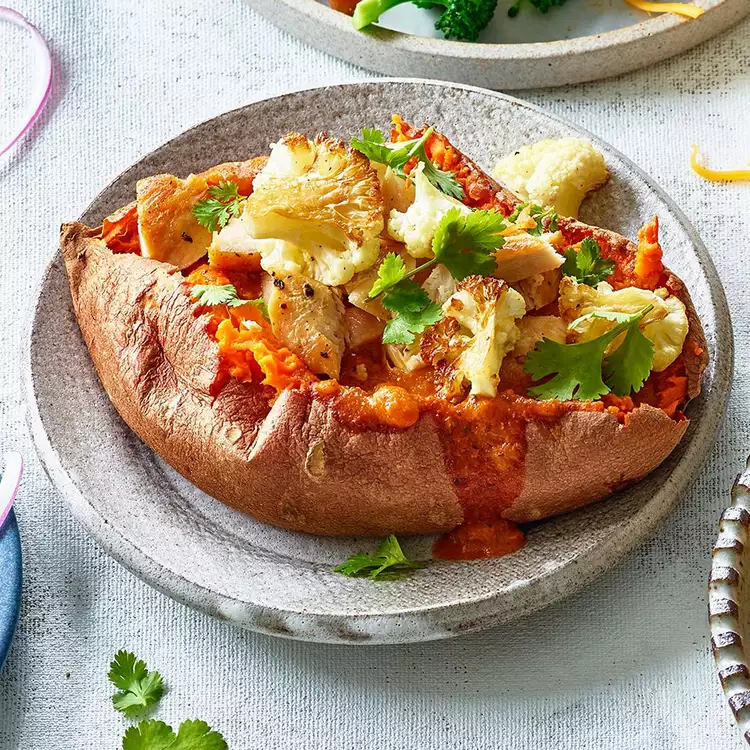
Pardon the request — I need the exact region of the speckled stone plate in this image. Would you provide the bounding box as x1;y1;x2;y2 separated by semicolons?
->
246;0;750;89
26;81;731;644
710;458;750;743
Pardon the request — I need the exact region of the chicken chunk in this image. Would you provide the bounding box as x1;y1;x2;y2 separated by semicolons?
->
137;174;214;269
136;158;266;270
492;232;564;283
262;273;346;379
344;307;385;350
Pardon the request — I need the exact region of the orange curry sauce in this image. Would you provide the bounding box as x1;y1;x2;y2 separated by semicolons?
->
101;136;692;562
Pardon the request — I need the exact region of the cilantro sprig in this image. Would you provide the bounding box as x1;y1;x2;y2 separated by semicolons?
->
382;280;443;345
351;126;465;200
506;202;559;235
524;306;654;401
191;284;269;319
109;652;227;749
562;237;616;286
109;650;165;718
369;208;505;300
334;535;425;581
192;181;247;232
431;207;505;278
369;256;443;344
122;720;227;750
368;208;506;345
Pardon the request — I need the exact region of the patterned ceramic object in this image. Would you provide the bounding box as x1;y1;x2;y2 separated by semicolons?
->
710;458;750;743
26;81;731;644
245;0;750;89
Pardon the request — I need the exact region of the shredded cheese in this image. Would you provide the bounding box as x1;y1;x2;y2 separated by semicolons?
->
690;145;750;183
625;0;705;19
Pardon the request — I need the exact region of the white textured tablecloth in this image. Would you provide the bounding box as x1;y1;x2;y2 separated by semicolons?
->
1;2;749;747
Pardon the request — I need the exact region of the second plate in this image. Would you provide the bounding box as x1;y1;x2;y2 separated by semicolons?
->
246;0;750;89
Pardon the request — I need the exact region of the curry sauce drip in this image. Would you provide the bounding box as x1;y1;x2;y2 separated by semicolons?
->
433;520;527;560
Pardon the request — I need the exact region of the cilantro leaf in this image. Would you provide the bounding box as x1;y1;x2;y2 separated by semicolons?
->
246;297;270;320
432;207;503;280
192;181;246;232
190;284;268;319
380;280;443;345
602;316;655;396
562;237;616;286
123;720;175;750
524;307;654;401
122;720;227;750
334;535;425;581
191;284;244;307
369;252;407;299
109;651;164;718
351;126;464;199
170;720;228;750
420;159;465;200
350;127;392;165
382;279;431;313
507;202;559;235
524;336;613;402
382;301;443;345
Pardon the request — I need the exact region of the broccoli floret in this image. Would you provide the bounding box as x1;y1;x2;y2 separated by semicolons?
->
508;0;567;18
434;0;498;40
352;0;499;42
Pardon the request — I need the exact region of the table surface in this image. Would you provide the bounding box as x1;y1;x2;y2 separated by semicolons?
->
1;1;749;748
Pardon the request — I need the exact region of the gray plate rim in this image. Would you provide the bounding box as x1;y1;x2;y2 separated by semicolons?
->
245;0;750;89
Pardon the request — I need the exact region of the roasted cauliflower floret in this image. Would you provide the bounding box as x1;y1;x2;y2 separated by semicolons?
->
421;276;526;399
493;138;608;218
387;162;470;258
243;134;384;286
372;162;415;214
559;277;689;371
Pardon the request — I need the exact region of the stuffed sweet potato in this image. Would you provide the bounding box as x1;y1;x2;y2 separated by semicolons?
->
60;119;707;554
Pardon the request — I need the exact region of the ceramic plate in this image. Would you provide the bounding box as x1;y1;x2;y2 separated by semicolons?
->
0;512;21;670
27;80;731;644
245;0;750;89
710;457;750;744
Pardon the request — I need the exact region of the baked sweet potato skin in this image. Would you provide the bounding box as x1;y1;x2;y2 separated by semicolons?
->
61;218;706;535
61;223;463;536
